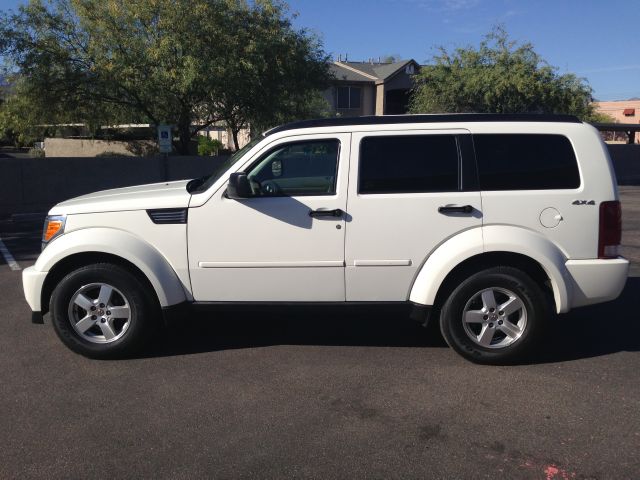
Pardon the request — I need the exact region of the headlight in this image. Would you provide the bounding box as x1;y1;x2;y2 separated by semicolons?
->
42;215;66;250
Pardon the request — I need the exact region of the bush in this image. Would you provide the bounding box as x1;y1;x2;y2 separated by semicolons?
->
198;136;223;156
28;146;45;157
95;151;127;157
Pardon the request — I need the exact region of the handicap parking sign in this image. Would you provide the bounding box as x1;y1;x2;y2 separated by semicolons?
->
157;125;172;153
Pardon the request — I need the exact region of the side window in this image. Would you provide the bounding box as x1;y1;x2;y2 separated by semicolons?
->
474;134;580;190
358;135;459;194
247;139;340;197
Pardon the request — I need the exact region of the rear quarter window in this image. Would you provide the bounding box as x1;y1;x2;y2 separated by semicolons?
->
473;134;580;190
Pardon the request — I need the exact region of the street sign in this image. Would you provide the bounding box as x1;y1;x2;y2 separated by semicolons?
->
157;125;172;153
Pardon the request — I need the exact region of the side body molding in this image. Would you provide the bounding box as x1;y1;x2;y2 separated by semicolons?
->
409;226;571;313
36;228;188;307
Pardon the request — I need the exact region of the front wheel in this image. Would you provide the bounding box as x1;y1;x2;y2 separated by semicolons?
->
50;263;156;359
439;267;550;364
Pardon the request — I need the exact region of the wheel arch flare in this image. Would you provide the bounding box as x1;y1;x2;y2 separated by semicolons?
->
409;226;571;314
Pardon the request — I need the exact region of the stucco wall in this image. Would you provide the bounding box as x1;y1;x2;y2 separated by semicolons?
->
375;84;385;116
593;100;640;143
44;138;157;157
361;84;376;116
384;71;414;91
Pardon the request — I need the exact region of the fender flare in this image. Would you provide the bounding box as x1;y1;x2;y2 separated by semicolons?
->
409;226;571;313
36;228;187;307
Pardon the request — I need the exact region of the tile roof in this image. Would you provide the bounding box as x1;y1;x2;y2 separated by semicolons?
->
328;63;374;82
331;60;415;83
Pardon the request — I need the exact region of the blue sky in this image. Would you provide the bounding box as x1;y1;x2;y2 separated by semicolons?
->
2;0;639;100
289;0;640;101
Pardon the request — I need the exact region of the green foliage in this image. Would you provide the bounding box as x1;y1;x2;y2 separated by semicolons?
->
585;110;617;124
381;54;402;63
95;151;127;157
28;146;45;157
251;90;333;135
197;135;223;156
210;1;332;148
0;77;54;146
0;0;331;153
410;26;595;120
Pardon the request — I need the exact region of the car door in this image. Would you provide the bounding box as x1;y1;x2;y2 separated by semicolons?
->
188;133;350;302
345;129;482;301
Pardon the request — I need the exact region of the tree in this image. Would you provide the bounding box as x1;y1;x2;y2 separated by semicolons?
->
380;54;402;63
588;110;616;124
0;0;330;153
0;70;120;146
410;26;598;120
204;1;331;149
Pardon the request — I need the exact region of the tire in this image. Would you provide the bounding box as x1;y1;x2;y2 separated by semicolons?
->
50;263;157;359
439;266;550;365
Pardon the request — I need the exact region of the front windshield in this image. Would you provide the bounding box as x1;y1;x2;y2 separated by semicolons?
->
189;136;264;193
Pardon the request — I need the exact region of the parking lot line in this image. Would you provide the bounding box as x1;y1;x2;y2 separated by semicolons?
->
0;237;21;271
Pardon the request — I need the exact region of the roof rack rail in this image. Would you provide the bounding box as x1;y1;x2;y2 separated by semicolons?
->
266;113;581;136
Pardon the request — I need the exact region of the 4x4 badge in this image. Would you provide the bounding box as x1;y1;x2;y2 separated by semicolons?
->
572;200;595;205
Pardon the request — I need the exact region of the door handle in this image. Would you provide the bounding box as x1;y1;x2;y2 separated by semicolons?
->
309;208;343;218
438;205;474;214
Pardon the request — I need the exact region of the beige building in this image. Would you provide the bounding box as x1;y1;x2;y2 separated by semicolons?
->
593;99;640;143
198;124;251;150
325;59;420;117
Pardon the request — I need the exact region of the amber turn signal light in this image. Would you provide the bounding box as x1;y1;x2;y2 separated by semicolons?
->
44;221;63;242
42;216;66;249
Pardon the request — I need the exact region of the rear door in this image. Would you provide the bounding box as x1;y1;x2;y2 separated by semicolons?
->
345;130;482;301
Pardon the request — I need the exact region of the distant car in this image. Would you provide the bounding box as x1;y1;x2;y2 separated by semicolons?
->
22;114;629;363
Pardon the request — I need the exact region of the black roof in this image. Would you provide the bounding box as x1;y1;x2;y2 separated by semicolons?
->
593;122;640;132
266;113;582;135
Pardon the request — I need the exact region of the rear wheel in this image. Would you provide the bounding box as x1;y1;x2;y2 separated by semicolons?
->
439;267;550;364
50;263;156;358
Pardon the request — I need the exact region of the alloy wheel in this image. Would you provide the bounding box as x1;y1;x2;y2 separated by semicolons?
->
67;283;131;343
462;287;527;349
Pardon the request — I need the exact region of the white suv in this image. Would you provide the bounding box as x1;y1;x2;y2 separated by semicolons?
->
22;114;629;363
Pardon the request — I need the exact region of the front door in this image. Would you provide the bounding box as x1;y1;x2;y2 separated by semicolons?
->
188;134;351;302
345;130;482;301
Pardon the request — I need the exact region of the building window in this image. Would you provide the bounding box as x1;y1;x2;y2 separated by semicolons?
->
623;108;635;116
336;86;361;109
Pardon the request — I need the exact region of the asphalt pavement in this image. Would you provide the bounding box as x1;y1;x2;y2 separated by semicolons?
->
0;190;639;479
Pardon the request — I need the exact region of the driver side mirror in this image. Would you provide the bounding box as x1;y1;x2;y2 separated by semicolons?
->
226;172;253;199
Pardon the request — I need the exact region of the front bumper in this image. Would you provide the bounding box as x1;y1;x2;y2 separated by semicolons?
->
566;257;629;309
22;266;48;313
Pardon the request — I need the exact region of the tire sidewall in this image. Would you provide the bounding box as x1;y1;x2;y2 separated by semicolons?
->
440;268;549;364
50;264;151;359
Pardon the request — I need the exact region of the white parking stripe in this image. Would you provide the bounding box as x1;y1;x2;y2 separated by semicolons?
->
0;237;21;271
